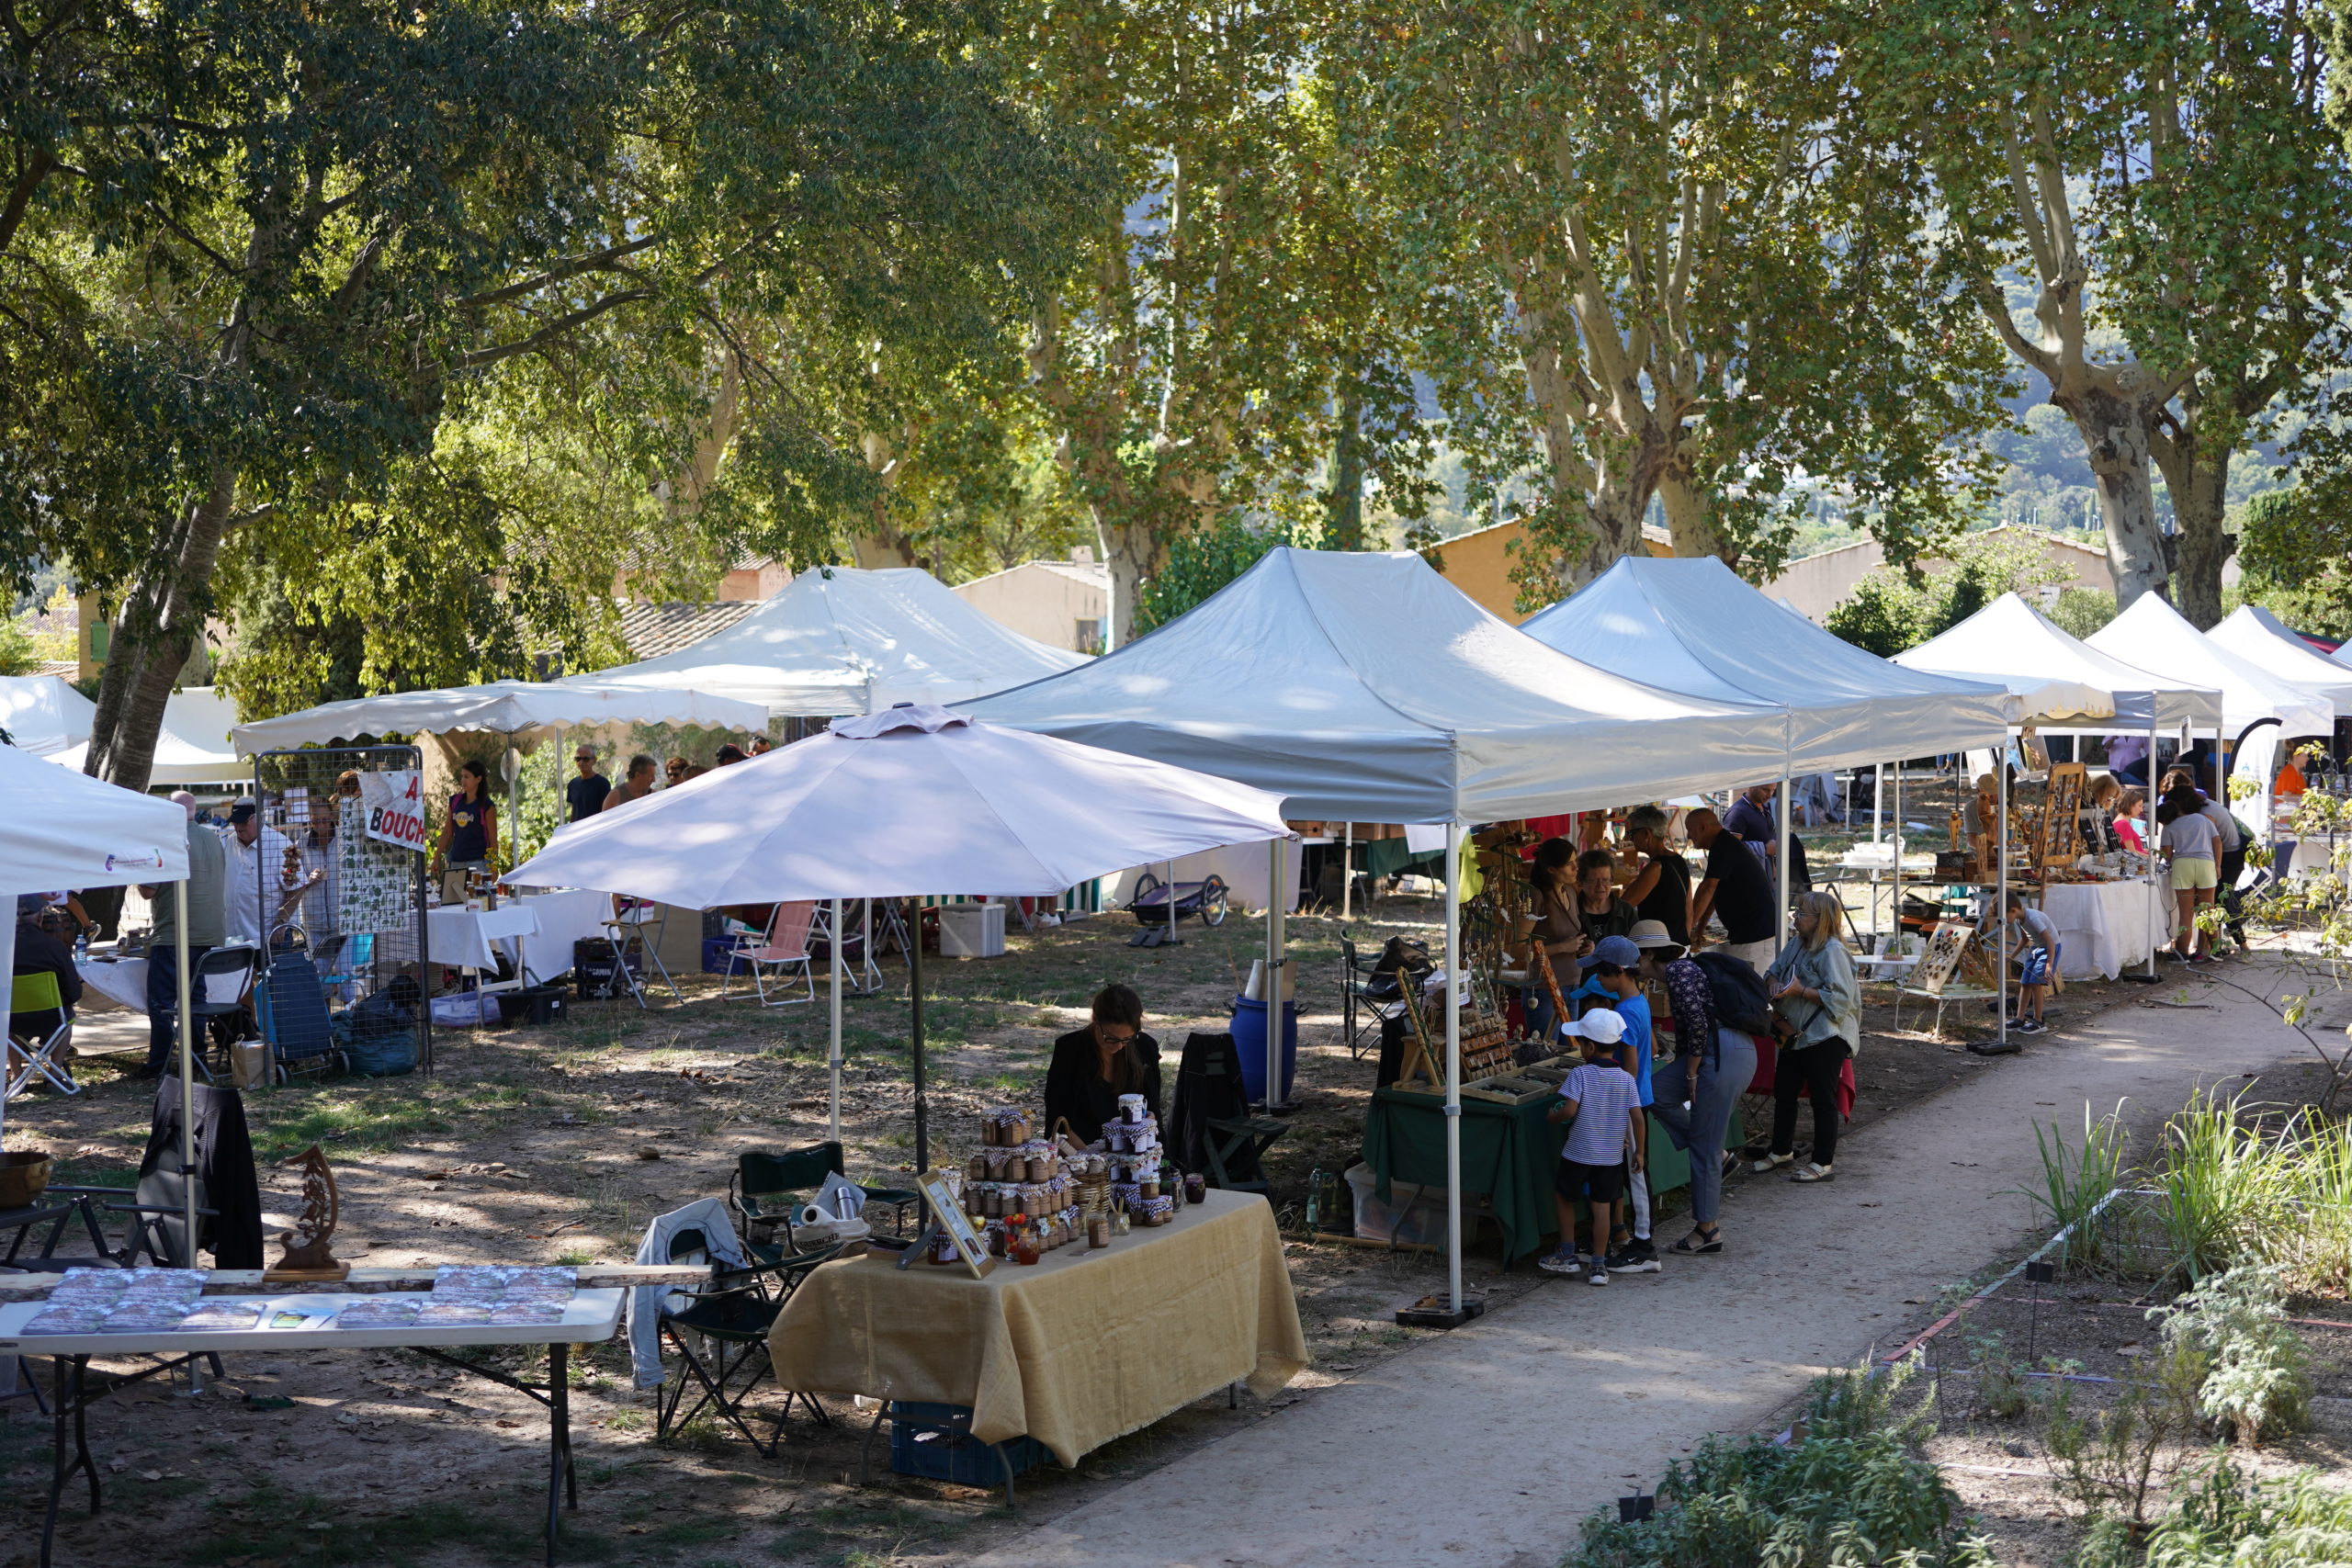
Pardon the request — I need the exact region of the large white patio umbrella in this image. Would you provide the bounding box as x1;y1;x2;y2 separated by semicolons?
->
505;705;1294;1172
0;744;194;1235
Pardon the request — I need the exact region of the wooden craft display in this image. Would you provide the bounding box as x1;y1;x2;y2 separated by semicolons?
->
1912;919;1974;995
2037;763;2086;871
265;1145;349;1282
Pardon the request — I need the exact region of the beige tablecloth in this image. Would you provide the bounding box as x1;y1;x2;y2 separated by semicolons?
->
767;1190;1306;1465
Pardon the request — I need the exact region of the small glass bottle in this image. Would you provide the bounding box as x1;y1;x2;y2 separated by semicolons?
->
1010;1215;1041;1266
1112;1200;1131;1237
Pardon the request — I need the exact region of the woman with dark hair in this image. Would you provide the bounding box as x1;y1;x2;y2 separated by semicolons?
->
1573;846;1638;943
1524;837;1582;1043
1044;984;1163;1143
431;758;499;901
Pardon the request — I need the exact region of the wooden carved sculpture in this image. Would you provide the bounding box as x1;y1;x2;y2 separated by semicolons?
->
268;1145;348;1280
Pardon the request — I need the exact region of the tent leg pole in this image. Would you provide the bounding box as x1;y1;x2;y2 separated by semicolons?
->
1265;839;1284;1111
1341;823;1352;921
1776;773;1791;946
1998;766;2009;1047
2148;711;2162;976
1168;860;1178;944
175;881;201;1389
910;903;927;1181
1894;763;1904;948
829;897;843;1145
1871;763;1883;945
1444;822;1464;1317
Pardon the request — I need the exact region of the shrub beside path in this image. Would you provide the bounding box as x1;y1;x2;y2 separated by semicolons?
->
972;964;2309;1568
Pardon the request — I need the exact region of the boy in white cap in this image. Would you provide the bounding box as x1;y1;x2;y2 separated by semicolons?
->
1580;935;1661;1271
1540;1007;1646;1286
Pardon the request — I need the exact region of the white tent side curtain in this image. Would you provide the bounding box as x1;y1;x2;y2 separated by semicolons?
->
964;547;1792;821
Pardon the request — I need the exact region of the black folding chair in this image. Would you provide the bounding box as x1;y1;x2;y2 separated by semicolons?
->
729;1144;917;1253
187;945;260;1081
1338;936;1387;1061
1166;1032;1284;1198
653;1226;842;1459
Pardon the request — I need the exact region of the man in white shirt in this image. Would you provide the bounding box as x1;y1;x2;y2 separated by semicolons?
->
221;800;293;947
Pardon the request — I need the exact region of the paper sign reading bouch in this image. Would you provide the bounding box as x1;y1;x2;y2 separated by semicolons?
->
357;771;430;853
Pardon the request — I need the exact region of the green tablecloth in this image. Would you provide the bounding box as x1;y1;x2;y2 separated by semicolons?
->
1363;1086;1731;1262
1357;838;1444;881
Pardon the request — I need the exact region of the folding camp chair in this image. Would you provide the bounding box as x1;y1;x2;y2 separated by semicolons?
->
604;898;683;1008
187;944;261;1079
720;902;816;1008
652;1224;843;1459
809;902;885;995
7;973;79;1099
1337;936;1388;1061
730;1144;918;1253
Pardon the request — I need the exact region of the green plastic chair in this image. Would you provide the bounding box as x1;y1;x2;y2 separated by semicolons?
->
729;1143;918;1251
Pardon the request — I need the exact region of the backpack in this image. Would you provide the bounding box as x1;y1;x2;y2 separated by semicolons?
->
1691;950;1774;1036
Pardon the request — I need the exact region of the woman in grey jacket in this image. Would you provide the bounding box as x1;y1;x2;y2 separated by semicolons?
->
1753;891;1860;1184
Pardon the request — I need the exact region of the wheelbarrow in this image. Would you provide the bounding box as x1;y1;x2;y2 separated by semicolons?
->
1125;871;1230;946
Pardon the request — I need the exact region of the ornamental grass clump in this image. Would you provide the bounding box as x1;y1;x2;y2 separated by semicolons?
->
1566;1362;1993;1568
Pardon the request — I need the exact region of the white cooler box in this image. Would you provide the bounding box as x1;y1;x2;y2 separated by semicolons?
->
938;902;1007;959
1343;1162;1496;1247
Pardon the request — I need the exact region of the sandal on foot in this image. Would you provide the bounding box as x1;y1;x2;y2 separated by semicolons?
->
1751;1151;1794;1174
1668;1226;1723;1254
1791;1162;1835;1183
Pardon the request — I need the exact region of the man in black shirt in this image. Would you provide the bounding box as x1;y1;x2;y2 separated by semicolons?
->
1687;807;1778;969
566;745;611;823
1622;805;1692;945
10;894;83;1054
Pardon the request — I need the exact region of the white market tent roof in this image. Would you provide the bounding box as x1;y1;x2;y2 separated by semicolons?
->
2210;605;2352;717
0;673;96;757
2088;594;2334;740
1519;556;2014;769
1897;593;2222;731
232;680;770;753
53;686;247;785
0;740;191;894
566;566;1088;718
962;547;1788;822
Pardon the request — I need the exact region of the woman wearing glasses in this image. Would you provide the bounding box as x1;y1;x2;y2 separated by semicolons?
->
1044;983;1163;1143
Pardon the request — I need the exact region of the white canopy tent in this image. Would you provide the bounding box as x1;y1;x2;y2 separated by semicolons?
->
2089;594;2334;823
967;547;1792;1320
565;566;1088;718
0;744;195;1235
1522;556;2015;770
507;705;1293;1173
1522;556;2016;963
231;680;770;753
53;686;247;785
2210;605;2352;717
1898;592;2223;730
1901;592;2226;983
0;674;96;758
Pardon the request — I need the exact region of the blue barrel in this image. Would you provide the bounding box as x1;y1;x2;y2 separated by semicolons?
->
1229;995;1297;1104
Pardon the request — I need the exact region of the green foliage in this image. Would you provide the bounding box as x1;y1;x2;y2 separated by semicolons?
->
0;615;42;677
2154;1267;2312;1448
2042;1334;2209;1535
2233;484;2352;642
1826;532;2074;654
1566;1361;1992;1568
1967;1333;2034;1421
2125;1461;2352;1568
1133;517;1319;637
2022;1104;2131;1273
2048;589;2120;642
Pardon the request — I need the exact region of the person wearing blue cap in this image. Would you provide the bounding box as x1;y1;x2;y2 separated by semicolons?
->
1577;934;1660;1270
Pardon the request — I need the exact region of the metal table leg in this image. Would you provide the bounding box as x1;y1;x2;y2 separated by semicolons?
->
411;1341;578;1562
41;1354;94;1568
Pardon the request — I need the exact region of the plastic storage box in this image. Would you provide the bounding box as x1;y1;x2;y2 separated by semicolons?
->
937;902;1007;959
888;1402;1047;1491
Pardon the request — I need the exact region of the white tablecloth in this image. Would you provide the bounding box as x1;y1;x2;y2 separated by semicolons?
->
511;889;614;985
2042;879;2173;980
424;903;538;975
74;950;255;1015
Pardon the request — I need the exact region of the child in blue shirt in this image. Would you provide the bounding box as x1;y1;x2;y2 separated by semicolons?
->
1542;1008;1647;1286
1575;935;1659;1269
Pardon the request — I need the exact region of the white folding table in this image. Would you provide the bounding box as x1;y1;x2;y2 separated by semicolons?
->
0;1286;625;1567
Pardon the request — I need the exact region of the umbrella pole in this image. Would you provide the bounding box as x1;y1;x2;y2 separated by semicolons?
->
1341;823;1352;920
1264;838;1285;1111
1444;822;1464;1316
829;897;843;1144
910;901;928;1179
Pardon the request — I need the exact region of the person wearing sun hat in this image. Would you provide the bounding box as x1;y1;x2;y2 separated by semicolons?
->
1541;1005;1646;1286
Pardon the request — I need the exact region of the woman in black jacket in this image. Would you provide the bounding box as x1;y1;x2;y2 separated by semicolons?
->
1043;984;1163;1143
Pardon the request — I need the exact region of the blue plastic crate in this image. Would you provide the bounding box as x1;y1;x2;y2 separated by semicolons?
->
702;936;743;976
887;1402;1047;1490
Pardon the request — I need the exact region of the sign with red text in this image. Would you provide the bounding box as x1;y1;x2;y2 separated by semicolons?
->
357;770;431;853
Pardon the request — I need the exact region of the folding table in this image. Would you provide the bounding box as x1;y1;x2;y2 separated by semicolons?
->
0;1285;626;1568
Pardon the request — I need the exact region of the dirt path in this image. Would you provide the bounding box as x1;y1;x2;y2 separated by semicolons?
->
961;955;2328;1568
